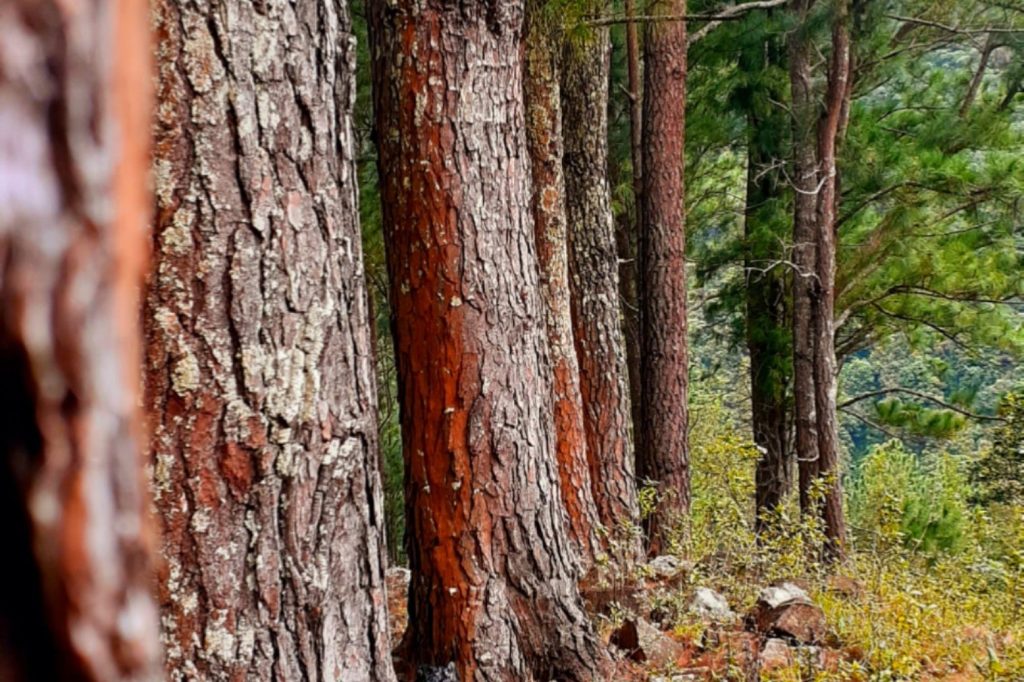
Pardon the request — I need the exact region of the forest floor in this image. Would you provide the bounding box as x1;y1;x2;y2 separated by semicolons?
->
384;553;1022;681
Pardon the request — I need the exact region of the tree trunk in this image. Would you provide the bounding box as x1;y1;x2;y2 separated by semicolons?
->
0;1;162;680
369;2;609;679
742;32;792;527
145;1;396;679
813;0;851;559
638;0;690;554
620;0;645;438
523;0;603;571
562;22;643;555
788;0;820;518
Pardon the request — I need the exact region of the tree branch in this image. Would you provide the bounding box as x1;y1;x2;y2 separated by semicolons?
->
585;0;787;28
838;387;1007;422
884;14;1024;36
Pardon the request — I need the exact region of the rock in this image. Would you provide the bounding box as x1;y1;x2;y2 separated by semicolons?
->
759;637;793;671
648;554;689;580
748;582;826;644
609;618;687;668
690;587;736;622
416;663;457;682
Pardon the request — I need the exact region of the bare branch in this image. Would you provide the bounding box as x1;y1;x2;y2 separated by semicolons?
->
585;0;787;29
884;14;1024;36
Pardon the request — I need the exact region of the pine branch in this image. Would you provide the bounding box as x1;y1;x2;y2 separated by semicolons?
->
838;388;1007;422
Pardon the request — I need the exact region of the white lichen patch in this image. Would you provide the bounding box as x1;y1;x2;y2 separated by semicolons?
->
153;450;176;499
203;611;236;663
172;351;201;396
163;206;195;256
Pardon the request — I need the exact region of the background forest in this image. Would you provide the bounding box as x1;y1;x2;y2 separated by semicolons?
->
354;0;1024;678
1;0;1023;681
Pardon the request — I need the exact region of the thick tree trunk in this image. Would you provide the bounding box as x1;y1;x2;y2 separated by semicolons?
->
813;0;851;559
523;0;603;571
638;0;690;553
788;0;820;518
562;23;642;554
0;2;162;680
145;1;396;679
369;2;609;679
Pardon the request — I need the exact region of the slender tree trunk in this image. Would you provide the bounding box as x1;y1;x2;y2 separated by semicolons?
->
620;0;645;437
742;31;792;524
0;1;162;679
960;33;996;117
146;1;396;679
638;0;690;554
562;22;643;554
788;0;820;518
813;0;851;559
524;0;603;571
369;2;610;679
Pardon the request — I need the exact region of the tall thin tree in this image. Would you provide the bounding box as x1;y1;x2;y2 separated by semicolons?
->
145;1;396;678
369;1;609;678
524;0;603;570
813;0;851;558
562;17;643;554
638;0;691;553
788;0;821;518
0;1;161;679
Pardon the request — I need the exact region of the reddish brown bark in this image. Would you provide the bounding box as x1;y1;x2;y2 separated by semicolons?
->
788;0;820;518
0;1;161;679
562;23;643;555
369;2;609;679
638;0;690;553
145;1;396;679
524;0;603;571
814;0;851;559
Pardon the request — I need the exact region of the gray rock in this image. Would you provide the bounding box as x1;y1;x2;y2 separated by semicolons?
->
689;587;736;621
758;582;809;608
648;554;688;580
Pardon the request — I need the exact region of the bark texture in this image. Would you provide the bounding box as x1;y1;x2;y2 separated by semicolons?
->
638;0;690;553
0;1;161;679
788;0;820;518
524;0;602;571
562;24;642;550
813;0;851;558
145;1;395;679
369;2;609;679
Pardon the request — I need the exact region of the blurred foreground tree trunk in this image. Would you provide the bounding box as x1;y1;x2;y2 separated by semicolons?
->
144;0;396;678
0;1;162;679
369;1;609;679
